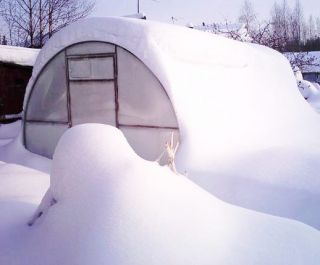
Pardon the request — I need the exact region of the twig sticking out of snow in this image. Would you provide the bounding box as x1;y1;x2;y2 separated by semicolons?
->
28;190;57;226
166;132;179;173
157;132;179;174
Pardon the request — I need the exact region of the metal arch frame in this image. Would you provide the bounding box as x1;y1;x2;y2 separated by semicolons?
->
23;41;179;155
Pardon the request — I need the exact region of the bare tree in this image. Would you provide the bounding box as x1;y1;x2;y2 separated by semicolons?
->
0;0;40;47
238;0;257;34
0;0;95;47
290;0;304;43
316;17;320;37
307;15;316;40
45;0;94;39
270;0;292;51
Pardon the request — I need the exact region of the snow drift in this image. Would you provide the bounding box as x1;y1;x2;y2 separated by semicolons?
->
19;17;320;228
2;124;319;265
24;17;320;163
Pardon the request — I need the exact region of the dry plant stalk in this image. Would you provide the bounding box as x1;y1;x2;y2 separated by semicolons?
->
157;132;179;174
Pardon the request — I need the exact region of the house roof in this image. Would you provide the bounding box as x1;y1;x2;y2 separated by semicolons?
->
0;45;39;67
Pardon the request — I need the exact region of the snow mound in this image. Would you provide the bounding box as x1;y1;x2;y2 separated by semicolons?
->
0;122;51;173
0;121;21;147
12;124;320;265
297;79;319;100
0;17;315;232
190;145;320;229
0;162;49;264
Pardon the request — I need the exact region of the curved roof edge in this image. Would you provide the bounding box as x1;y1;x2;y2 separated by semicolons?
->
23;17;254;109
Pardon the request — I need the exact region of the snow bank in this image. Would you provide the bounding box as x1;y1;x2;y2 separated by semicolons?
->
0;162;49;264
2;124;318;265
0;121;21;147
297;79;320;99
19;17;320;228
190;145;320;230
24;17;320;163
0;121;51;173
0;45;39;66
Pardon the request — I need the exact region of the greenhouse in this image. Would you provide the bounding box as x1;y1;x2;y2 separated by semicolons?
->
23;25;180;162
22;17;315;169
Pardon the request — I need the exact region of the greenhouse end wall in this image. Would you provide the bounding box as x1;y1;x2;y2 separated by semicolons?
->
24;41;179;164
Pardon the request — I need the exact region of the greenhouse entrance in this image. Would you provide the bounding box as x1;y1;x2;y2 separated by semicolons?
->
67;53;117;126
24;41;180;163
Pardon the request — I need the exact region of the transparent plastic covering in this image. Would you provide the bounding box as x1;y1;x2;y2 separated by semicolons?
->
25;41;180;162
26;51;68;122
117;47;178;128
66;42;115;55
68;57;114;80
120;126;180;164
25;122;69;158
70;81;116;126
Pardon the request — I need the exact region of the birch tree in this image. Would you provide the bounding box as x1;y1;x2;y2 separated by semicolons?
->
0;0;95;47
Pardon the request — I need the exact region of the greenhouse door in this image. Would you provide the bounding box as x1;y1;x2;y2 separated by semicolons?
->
67;54;117;126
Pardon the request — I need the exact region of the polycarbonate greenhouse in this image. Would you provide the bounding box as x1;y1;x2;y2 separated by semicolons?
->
23;17;307;169
23;20;180;162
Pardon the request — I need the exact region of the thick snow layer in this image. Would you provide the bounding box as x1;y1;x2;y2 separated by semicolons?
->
0;121;51;173
189;146;320;229
19;17;320;228
24;17;320;160
297;79;320;99
0;162;49;264
2;124;319;265
0;121;21;147
0;45;39;66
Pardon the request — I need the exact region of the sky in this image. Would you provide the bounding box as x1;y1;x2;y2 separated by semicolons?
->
91;0;320;26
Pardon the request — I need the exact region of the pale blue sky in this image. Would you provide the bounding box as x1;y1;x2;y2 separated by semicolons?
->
91;0;320;25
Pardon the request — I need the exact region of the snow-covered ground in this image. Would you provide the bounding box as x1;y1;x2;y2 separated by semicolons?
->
0;17;320;264
1;124;320;265
292;66;320;113
0;121;51;173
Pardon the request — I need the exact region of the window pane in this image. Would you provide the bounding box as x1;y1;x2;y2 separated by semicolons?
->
70;81;116;126
26;52;68;122
66;42;115;55
25;122;68;158
120;126;180;165
117;47;178;128
68;57;114;80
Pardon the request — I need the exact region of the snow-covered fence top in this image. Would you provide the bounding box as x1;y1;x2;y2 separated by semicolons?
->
0;45;39;66
24;17;320;171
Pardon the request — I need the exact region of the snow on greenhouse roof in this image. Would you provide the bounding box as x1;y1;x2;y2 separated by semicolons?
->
0;45;39;66
193;22;249;41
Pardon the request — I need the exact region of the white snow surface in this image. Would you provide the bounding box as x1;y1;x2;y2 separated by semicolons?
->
0;162;49;263
13;17;320;229
297;79;320;99
0;45;39;66
24;17;320;160
0;121;51;173
0;121;21;147
2;124;319;265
